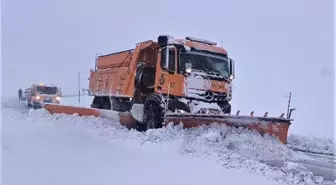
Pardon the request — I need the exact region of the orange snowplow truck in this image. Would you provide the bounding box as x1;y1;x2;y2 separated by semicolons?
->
89;36;233;123
84;35;293;143
27;84;61;109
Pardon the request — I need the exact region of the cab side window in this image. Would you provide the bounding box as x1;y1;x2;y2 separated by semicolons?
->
161;48;175;73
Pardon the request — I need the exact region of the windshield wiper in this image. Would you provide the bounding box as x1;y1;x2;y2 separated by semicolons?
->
207;70;222;77
189;69;229;80
191;69;207;73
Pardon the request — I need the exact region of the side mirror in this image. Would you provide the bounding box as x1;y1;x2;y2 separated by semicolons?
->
229;58;235;79
185;63;192;73
158;35;173;47
160;47;170;70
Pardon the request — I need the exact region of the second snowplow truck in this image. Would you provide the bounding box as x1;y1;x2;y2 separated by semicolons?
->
44;35;293;144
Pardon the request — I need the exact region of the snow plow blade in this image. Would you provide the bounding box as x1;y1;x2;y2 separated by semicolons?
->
164;112;292;144
42;104;138;129
42;104;291;144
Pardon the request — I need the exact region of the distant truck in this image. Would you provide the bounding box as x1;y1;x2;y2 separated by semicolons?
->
27;84;62;109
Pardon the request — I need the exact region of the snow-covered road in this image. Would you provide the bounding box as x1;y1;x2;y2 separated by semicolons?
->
294;153;335;182
2;96;335;185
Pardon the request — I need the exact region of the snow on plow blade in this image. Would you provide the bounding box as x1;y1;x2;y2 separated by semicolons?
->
164;112;292;144
42;104;291;144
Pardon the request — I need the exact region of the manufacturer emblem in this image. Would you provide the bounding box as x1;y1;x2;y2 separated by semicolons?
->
204;91;214;101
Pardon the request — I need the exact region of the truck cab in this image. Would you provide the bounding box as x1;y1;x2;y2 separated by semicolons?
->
27;84;61;109
153;36;235;114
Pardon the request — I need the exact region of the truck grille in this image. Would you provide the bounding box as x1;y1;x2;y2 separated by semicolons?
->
188;89;228;102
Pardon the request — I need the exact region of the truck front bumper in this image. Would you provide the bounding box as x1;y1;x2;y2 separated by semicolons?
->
32;101;43;109
32;100;59;109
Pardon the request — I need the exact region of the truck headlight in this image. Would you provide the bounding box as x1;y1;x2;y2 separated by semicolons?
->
185;68;192;73
56;96;61;101
36;96;40;100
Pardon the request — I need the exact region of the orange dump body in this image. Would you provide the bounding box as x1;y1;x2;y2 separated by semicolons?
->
96;50;134;70
90;50;134;97
89;41;159;98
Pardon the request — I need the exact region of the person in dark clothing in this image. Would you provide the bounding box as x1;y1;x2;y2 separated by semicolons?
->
18;89;22;101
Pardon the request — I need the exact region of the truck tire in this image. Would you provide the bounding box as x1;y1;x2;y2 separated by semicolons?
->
91;97;131;112
142;95;165;130
91;97;111;110
111;98;131;112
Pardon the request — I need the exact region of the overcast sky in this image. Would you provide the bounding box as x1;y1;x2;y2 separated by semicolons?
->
2;0;334;138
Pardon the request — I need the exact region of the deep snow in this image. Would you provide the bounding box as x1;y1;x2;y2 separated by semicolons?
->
2;98;333;185
2;104;285;185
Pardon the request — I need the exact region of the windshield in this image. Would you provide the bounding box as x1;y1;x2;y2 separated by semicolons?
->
36;86;58;95
179;51;229;78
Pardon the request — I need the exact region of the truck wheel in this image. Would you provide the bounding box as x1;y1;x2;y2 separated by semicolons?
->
91;97;111;110
91;97;103;109
142;98;164;130
111;99;131;112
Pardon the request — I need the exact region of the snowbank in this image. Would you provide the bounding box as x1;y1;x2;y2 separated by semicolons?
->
15;107;331;185
4;107;286;185
179;125;331;185
287;134;335;155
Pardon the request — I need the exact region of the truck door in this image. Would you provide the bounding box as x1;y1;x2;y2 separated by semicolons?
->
28;86;34;101
155;46;184;96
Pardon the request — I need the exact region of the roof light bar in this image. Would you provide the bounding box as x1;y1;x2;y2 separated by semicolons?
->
185;37;217;45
